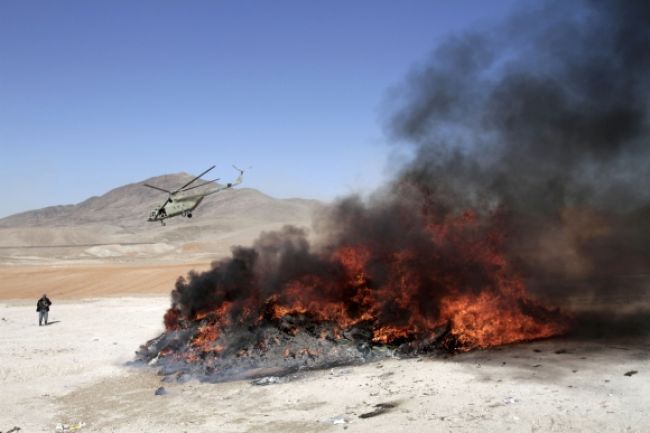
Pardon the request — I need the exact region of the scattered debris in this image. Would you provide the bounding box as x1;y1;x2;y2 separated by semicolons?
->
4;427;21;433
359;402;397;419
251;376;281;386
154;386;167;396
554;349;568;354
532;364;542;368
322;415;349;425
503;396;518;404
54;422;85;433
533;349;542;353
624;370;638;377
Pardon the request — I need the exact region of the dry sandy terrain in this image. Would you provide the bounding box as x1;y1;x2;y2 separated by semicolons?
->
0;262;210;300
1;291;649;433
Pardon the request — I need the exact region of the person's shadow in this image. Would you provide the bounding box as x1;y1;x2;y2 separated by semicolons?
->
45;321;61;326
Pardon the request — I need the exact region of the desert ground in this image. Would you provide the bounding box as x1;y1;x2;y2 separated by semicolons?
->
1;265;649;433
0;262;212;299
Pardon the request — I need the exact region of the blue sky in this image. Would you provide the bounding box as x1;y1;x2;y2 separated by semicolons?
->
0;0;521;218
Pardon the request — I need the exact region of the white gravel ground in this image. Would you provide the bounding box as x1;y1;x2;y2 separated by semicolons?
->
1;297;649;433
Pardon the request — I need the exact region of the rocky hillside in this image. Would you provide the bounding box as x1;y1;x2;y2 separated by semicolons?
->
0;173;321;262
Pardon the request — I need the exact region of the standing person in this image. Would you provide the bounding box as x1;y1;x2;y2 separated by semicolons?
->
36;294;52;326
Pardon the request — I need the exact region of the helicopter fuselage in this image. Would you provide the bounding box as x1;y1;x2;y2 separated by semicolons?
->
148;195;204;224
144;165;244;226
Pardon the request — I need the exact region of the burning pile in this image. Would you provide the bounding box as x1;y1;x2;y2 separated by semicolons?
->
137;184;567;381
138;0;650;381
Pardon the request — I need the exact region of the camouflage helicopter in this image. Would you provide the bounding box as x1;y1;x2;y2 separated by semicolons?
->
145;165;244;226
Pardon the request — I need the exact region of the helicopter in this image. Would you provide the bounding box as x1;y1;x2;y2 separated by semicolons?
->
145;165;244;226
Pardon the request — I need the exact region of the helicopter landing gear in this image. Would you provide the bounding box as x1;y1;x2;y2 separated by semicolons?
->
186;213;192;218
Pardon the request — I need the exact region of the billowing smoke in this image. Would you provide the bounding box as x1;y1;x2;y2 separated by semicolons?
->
387;0;650;314
153;0;650;375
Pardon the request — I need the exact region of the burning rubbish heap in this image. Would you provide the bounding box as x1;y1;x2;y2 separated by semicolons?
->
138;0;650;381
137;190;567;381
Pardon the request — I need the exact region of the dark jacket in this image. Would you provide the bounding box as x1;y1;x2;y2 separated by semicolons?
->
36;297;52;312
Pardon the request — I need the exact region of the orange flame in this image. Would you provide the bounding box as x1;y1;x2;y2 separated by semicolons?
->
167;205;568;357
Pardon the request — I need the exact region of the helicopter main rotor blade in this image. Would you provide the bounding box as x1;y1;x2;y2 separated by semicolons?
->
180;177;221;192
174;165;216;193
144;183;172;194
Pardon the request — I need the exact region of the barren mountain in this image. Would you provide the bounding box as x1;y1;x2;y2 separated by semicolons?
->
0;173;321;264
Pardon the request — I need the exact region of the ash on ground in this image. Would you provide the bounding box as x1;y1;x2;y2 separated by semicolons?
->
135;315;455;383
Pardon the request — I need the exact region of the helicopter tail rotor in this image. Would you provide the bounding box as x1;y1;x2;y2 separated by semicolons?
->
228;165;249;187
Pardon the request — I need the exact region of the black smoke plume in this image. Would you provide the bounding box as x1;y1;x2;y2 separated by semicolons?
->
387;0;650;325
